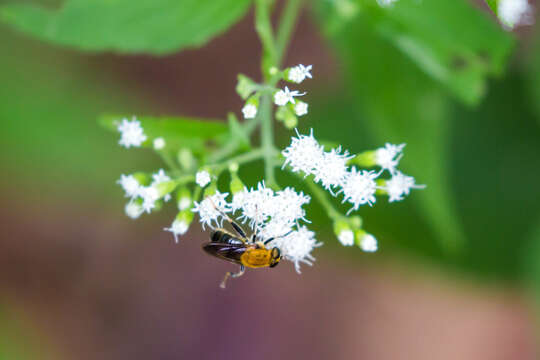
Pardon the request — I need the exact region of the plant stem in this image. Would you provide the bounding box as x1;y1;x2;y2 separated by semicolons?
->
303;176;343;221
259;94;278;187
276;0;303;66
210;147;266;174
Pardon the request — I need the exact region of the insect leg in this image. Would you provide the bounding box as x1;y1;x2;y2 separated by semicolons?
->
208;197;249;242
220;265;245;289
263;229;294;245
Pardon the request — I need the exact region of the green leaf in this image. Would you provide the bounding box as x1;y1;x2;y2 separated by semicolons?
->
99;115;227;152
315;0;514;105
314;8;467;253
0;0;252;54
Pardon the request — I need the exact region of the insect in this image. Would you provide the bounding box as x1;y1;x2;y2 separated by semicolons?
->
202;205;286;288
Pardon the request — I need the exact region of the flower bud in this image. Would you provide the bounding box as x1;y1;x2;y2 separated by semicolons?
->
229;173;245;195
177;148;195;171
125;199;144;219
236;74;256;100
355;230;378;252
334;220;354;246
156;180;178;199
350;150;376;167
176;187;192;211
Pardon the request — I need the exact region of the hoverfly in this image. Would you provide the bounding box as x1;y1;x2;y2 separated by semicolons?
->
202;205;287;288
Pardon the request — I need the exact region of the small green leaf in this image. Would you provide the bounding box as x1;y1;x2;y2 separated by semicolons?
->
99;115;227;152
0;0;252;54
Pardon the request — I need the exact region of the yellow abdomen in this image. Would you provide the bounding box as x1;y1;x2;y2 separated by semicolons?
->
240;248;272;268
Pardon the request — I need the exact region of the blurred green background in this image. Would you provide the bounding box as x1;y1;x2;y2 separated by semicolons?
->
0;0;539;359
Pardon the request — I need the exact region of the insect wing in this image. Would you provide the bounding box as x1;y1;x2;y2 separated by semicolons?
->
202;242;246;265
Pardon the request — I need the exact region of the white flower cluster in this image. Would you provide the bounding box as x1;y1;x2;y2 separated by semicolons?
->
274;64;312;117
192;182;321;273
282;130;424;212
117;169;172;218
498;0;533;29
117;117;147;148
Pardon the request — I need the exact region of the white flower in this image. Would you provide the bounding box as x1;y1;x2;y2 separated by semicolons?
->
192;191;230;229
282;129;324;175
341;168;379;211
164;219;189;243
242;104;258;119
385;171;425;202
117;117;147;148
236;182;275;227
274;86;305;106
338;229;354;246
125;201;143;219
153;137;166;150
151;169;171;184
258;218;294;242
178;197;192;211
360;233;378;252
275;226;322;273
196;170;211;187
273;187;311;224
140;186;160;213
294;101;308;116
313;147;353;193
377;0;398;8
375;143;405;174
498;0;533;29
288;64;313;83
151;169;171;202
117;174;141;198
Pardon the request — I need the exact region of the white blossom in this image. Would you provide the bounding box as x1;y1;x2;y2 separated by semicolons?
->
288;64;313;83
140;186;160;213
275;226;322;273
313;147;353;193
117;174;142;198
341;168;379;211
294;101;309;116
360;233;378;252
498;0;533;29
117;117;147;148
274;86;305;106
164;219;190;243
242;104;258;119
196;170;211;187
125;201;143;219
151;169;171;202
236;182;275;227
385;171;425;202
282;129;324;175
153;137;166;150
338;229;354;246
192;191;230;229
375;143;405;174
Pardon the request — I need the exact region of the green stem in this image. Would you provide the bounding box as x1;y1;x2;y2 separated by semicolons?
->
158;150;181;176
210;147;266;174
259;95;278;187
276;0;303;66
303;176;343;221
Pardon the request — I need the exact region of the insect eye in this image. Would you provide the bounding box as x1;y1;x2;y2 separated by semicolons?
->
272;247;281;259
